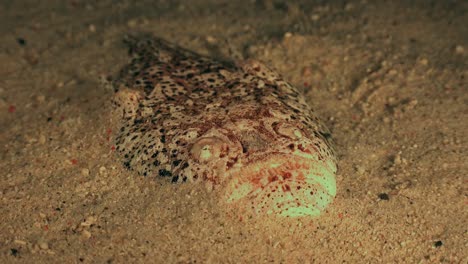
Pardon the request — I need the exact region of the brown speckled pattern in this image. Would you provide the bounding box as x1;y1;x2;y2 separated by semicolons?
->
111;36;337;215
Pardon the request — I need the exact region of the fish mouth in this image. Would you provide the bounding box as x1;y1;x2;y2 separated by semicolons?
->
224;151;337;217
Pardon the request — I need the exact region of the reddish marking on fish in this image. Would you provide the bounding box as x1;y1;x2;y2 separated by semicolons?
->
110;35;337;217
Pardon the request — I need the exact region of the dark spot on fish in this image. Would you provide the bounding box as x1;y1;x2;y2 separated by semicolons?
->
181;162;189;169
158;169;172;177
319;131;332;140
171;175;179;183
242;144;248;153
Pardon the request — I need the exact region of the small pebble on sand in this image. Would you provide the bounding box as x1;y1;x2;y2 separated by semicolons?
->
38;134;46;144
14;240;27;245
345;3;354;11
388;69;398;76
355;165;365;175
38;241;49;250
36;94;46;103
127;19;138;28
393;153;402;165
88;24;96;32
455;45;464;55
205;35;217;44
82;230;92;239
81;168;90;176
419;58;428;66
81;216;96;227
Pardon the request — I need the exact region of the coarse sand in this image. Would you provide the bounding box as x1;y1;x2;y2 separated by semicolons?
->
0;0;466;263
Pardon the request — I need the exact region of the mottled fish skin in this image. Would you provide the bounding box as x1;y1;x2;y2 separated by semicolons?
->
111;36;337;217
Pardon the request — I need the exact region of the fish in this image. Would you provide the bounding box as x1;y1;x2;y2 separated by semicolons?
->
110;35;337;217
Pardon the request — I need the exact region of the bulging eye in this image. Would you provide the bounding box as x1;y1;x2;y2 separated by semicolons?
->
190;137;227;163
273;122;303;139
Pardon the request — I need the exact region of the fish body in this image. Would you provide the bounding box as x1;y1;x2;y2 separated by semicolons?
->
112;36;337;217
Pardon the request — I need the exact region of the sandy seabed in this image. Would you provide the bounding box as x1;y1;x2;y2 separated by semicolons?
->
0;0;466;263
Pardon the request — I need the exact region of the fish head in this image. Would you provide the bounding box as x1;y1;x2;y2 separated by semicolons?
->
188;108;337;218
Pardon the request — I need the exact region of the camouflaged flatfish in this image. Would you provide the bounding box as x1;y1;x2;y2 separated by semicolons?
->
111;36;337;217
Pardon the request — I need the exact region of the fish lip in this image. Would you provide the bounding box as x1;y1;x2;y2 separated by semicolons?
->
223;151;337;217
225;151;329;188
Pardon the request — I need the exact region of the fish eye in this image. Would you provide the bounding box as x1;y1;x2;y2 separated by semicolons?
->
273;122;303;139
190;137;227;163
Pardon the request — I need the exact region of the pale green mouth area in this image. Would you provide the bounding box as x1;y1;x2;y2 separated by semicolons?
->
224;154;337;218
